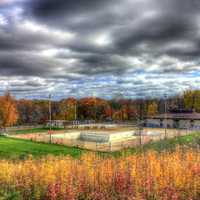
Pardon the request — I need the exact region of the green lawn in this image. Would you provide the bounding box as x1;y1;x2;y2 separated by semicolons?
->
10;127;65;135
0;136;85;159
0;133;200;160
111;132;200;157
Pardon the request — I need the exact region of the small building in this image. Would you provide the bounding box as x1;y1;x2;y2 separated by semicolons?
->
145;111;200;129
46;120;68;128
46;120;96;128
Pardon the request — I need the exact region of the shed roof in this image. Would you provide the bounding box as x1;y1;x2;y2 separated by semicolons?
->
147;112;200;120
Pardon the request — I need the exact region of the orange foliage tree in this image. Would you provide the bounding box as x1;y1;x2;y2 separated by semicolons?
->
147;101;158;116
0;92;18;129
58;98;77;120
78;97;109;120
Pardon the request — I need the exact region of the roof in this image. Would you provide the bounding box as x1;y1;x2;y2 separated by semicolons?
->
147;112;200;120
47;120;68;122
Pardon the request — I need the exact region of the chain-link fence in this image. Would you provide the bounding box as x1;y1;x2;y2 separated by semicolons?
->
15;127;194;152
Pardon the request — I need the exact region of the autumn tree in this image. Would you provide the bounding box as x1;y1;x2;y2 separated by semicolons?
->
0;92;18;129
58;98;77;120
183;90;200;112
17;99;33;124
183;90;195;110
104;105;113;120
147;101;158;116
32;100;49;124
193;91;200;112
78;97;108;120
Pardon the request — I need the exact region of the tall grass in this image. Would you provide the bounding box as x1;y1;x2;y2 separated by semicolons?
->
0;147;200;199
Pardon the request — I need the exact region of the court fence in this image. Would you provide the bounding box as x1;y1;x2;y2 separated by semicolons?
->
26;128;194;152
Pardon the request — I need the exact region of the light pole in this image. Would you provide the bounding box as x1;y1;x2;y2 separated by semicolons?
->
164;94;167;139
74;101;78;128
135;100;144;146
49;94;52;143
93;92;97;122
74;103;77;121
139;100;144;146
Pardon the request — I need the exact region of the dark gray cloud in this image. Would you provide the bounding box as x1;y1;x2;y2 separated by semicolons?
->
0;52;55;76
0;0;200;99
30;0;113;17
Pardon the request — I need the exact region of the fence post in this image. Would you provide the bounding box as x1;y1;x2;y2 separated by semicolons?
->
109;142;111;152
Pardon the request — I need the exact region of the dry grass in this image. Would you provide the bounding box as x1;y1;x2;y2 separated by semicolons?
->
0;147;200;199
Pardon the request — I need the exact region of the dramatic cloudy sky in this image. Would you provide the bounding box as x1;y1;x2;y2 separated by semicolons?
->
0;0;200;99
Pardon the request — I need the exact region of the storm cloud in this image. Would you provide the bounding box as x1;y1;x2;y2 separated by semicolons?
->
0;0;200;99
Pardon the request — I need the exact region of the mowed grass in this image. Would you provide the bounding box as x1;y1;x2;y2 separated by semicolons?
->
0;132;200;160
0;136;85;159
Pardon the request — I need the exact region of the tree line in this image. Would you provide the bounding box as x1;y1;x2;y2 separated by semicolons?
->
0;90;200;127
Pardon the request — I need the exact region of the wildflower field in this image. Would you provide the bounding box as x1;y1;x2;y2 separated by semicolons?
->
1;147;200;200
